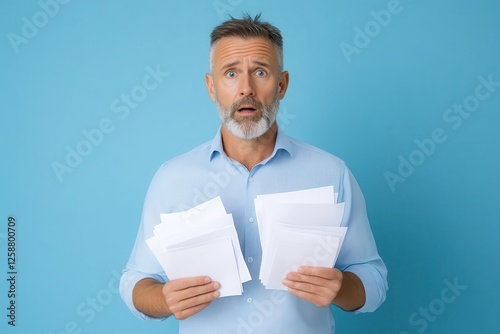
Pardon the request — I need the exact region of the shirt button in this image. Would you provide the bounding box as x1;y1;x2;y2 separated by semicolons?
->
249;217;254;223
249;178;254;183
247;257;253;263
247;297;252;303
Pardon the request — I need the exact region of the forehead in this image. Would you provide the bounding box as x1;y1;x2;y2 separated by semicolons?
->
212;37;279;68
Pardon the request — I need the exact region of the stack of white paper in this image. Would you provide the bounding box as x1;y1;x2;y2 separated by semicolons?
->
255;186;347;290
146;197;251;297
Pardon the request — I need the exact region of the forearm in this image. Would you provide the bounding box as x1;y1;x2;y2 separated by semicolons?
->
332;271;366;311
132;278;172;318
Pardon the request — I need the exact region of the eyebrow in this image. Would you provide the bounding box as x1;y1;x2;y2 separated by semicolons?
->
252;60;270;68
221;60;240;71
221;60;271;71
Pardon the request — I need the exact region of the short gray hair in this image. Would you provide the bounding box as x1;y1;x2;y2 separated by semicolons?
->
209;13;283;72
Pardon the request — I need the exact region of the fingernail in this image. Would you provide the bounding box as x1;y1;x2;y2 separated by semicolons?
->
213;282;220;289
214;291;221;298
204;277;211;283
298;267;305;273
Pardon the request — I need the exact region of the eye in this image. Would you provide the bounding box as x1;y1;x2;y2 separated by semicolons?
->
226;71;236;78
256;70;266;77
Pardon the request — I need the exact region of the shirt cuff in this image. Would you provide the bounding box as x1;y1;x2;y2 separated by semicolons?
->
344;264;388;314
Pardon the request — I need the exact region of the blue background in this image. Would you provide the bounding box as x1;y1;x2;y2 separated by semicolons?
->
1;0;499;333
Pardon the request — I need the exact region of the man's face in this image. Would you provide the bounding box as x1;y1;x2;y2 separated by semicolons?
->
206;37;288;140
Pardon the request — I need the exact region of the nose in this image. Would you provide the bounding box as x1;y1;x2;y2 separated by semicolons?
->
239;74;255;97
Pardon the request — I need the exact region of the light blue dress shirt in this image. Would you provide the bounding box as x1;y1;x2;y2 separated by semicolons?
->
120;127;388;334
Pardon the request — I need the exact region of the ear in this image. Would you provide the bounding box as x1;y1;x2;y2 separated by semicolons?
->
278;71;289;99
205;73;216;102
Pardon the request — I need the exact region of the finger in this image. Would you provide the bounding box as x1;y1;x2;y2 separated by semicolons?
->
163;276;217;300
296;266;341;280
171;288;220;314
172;301;212;320
283;277;339;307
285;286;330;307
284;272;321;284
283;269;342;307
165;281;220;309
175;281;220;301
282;277;331;297
167;276;213;292
284;271;334;288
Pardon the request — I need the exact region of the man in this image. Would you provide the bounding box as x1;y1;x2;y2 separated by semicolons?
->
120;14;388;333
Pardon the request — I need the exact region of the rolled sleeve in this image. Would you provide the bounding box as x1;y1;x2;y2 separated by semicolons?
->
119;164;171;320
337;166;388;313
345;262;388;313
119;267;167;321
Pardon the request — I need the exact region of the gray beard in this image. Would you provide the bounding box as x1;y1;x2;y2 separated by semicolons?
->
215;93;280;140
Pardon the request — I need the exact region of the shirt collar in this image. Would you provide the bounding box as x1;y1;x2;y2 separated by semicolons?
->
209;126;294;162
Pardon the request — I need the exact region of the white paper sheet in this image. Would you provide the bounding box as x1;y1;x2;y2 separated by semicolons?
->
165;219;251;283
254;186;347;289
265;224;347;289
146;197;250;297
160;235;242;297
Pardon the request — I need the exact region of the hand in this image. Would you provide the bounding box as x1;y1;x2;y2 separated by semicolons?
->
282;266;343;307
162;276;220;320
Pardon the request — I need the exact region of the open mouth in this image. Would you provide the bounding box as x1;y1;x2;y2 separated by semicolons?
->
237;105;257;113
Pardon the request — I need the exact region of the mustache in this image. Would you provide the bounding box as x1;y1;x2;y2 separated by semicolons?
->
230;97;264;113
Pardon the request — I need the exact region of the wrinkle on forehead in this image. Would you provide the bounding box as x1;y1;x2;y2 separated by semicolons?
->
212;37;280;72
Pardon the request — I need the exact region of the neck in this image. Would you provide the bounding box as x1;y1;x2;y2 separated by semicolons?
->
221;123;278;171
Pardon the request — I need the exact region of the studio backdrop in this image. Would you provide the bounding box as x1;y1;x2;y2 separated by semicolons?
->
1;0;499;333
